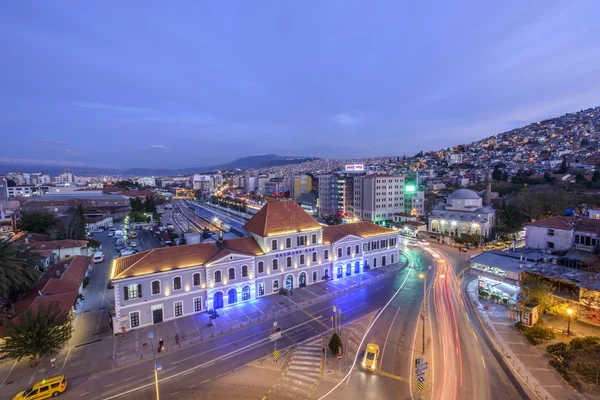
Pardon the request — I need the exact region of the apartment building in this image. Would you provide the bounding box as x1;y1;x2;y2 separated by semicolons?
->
353;174;405;224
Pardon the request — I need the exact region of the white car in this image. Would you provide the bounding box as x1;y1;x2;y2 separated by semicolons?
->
130;241;137;248
120;249;136;257
419;240;430;246
107;231;114;237
92;252;105;264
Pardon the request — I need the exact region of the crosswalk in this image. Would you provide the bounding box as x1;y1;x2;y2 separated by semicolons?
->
284;322;322;344
345;327;362;364
268;338;323;399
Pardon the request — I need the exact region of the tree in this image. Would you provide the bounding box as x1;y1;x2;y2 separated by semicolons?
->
556;155;568;174
17;211;56;235
56;205;86;240
324;214;343;226
0;239;41;300
522;275;554;321
0;302;73;365
328;333;343;355
497;203;524;233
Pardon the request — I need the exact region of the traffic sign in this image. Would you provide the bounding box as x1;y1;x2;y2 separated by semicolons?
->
270;326;282;342
273;349;279;357
337;354;342;360
417;381;424;391
418;376;424;383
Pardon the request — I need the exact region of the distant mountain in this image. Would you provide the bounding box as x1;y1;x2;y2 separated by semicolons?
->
0;164;118;176
121;154;318;176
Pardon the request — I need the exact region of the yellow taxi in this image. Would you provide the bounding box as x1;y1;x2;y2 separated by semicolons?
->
129;231;138;239
361;343;380;371
13;375;67;399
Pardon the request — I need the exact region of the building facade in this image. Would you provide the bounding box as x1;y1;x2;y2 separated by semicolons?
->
0;177;8;204
354;174;405;224
110;201;401;334
428;189;495;238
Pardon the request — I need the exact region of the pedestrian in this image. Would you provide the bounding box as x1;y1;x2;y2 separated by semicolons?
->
290;290;293;296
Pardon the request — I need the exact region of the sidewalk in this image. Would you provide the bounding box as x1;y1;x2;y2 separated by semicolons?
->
465;278;586;400
0;261;406;398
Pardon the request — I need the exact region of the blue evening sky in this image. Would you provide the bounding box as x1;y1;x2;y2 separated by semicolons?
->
1;1;599;170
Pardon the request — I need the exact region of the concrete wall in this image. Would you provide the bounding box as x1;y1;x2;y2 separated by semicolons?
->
525;225;573;251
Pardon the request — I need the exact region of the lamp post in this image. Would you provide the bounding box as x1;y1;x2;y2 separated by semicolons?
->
418;273;427;354
147;332;161;400
567;308;573;336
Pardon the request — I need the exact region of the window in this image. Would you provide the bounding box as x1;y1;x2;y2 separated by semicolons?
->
373;257;377;268
173;276;182;291
242;265;248;278
130;311;140;328
287;256;292;268
547;241;555;249
174;301;183;317
391;254;395;264
363;243;368;251
355;245;360;254
297;235;307;246
286;237;292;248
547;229;555;237
39;386;49;394
312;252;317;262
313;271;318;282
214;270;222;283
228;268;236;280
194;297;202;312
311;234;317;244
337;248;342;258
193;273;201;287
272;259;278;270
273;280;279;292
382;256;386;266
125;284;141;300
300;254;305;265
324;250;329;260
258;261;264;273
346;246;351;256
271;239;278;251
151;280;161;295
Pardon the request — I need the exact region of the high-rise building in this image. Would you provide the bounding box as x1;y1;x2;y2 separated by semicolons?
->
290;175;312;200
354;174;405;224
0;177;8;204
53;173;77;184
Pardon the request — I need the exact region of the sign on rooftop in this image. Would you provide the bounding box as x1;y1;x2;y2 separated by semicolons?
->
345;164;364;171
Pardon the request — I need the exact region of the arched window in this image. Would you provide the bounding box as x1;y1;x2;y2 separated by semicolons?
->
312;271;318;282
346;246;351;256
324;250;329;260
300;254;305;265
124;284;141;300
173;276;182;291
228;268;236;280
311;234;317;244
272;259;278;270
151;280;161;295
286;237;292;248
242;265;248;278
214;270;222;283
193;273;201;286
312;252;317;263
258;261;264;273
355;245;360;254
286;256;292;268
271;239;278;251
337;248;342;258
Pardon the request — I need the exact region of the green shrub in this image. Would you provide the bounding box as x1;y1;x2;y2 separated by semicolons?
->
546;342;568;355
328;333;343;355
82;277;91;289
516;322;555;345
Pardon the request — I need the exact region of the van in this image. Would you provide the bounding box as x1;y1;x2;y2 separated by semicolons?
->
92;252;105;264
13;375;67;399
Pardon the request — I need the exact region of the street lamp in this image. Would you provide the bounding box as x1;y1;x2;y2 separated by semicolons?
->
147;332;161;400
567;308;573;335
418;273;426;354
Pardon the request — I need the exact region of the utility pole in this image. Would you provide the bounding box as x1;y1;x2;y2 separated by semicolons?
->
147;332;161;400
419;272;427;354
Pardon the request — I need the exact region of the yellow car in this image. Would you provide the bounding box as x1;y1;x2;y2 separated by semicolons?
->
129;231;137;239
362;343;380;371
13;375;67;399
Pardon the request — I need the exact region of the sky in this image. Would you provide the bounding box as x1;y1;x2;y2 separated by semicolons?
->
1;1;599;170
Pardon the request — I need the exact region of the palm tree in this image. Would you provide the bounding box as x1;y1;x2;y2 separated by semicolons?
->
0;239;41;300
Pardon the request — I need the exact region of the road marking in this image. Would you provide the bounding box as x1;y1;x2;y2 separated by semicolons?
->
105;383;115;387
481;355;487;370
171;391;180;396
0;359;18;386
62;347;73;369
189;385;195;388
80;391;91;396
181;369;195;376
472;331;479;344
123;376;136;382
376;370;410;383
201;379;210;384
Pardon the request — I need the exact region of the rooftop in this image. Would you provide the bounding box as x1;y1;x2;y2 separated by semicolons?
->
322;222;397;244
448;188;480;200
526;216;575;230
29;240;89;250
526;263;600;291
242;200;322;237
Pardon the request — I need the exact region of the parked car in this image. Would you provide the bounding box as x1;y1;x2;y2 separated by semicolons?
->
120;249;136;257
108;231;114;237
107;282;114;289
130;241;137;248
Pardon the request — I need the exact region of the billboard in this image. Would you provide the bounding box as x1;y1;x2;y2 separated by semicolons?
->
345;164;365;171
405;184;416;193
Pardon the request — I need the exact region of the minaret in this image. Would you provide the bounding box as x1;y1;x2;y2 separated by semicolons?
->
485;170;492;206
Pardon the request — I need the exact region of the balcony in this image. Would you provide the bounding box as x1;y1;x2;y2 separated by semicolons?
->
574;243;597;253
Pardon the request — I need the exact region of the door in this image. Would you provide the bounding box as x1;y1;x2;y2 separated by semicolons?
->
346;263;352;276
214;292;224;309
355;261;360;274
258;283;265;296
337;265;342;278
324;268;329;278
299;272;307;287
286;275;294;291
228;288;237;304
242;286;250;301
152;306;163;324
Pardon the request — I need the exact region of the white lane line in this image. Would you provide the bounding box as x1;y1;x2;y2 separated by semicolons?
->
0;359;18;386
62;347;73;369
105;383;115;387
171;391;180;396
80;391;91;397
123;376;136;382
181;369;195;376
201;379;210;384
189;385;196;388
215;371;231;379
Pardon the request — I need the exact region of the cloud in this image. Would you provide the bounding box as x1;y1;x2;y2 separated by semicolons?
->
143;144;168;151
64;149;82;156
332;113;362;127
41;140;70;146
74;102;216;124
0;157;115;169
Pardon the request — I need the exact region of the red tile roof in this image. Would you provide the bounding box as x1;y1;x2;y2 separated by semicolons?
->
29;240;89;251
526;217;575;230
323;222;397;244
243;200;322;237
574;219;600;235
111;237;264;280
